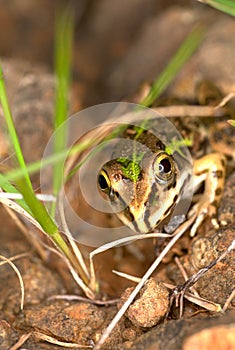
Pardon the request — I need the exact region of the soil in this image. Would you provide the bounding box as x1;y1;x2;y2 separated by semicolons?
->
0;2;234;350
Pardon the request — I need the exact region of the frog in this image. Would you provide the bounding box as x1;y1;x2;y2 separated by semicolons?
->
97;118;227;236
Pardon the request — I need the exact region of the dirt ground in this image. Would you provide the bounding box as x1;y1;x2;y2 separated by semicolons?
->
0;2;234;349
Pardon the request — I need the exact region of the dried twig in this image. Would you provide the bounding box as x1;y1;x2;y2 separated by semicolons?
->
112;270;141;284
57;193;90;280
0;255;24;310
0;193;48;233
215;92;235;109
174;256;200;297
153;105;225;118
0;192;56;201
10;333;31;350
32;331;93;348
0;252;29;266
223;289;235;312
48;294;119;305
10;331;93;349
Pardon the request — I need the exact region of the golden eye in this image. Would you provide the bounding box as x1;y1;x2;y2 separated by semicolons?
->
97;170;111;194
153;152;175;182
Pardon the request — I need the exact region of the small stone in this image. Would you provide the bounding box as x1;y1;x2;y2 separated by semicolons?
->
119;278;169;328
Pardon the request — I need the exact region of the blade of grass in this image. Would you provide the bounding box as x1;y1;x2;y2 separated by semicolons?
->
52;8;74;217
0;61;59;233
197;0;235;16
0;63;33;191
1;138;92;185
140;25;205;107
0;173;32;213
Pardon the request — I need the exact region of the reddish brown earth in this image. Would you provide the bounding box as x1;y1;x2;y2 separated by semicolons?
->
0;2;234;349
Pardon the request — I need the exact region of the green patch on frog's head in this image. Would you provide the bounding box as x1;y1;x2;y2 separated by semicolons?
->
117;157;142;182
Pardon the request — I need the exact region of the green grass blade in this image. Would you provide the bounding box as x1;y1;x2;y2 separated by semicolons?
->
0;173;32;213
197;0;235;16
140;25;205;107
0;63;58;224
53;8;74;211
0;63;33;191
2;139;92;184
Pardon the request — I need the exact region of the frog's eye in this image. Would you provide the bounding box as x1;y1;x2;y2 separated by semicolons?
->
153;153;175;182
97;170;111;194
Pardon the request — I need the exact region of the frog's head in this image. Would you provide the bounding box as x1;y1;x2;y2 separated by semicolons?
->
97;151;180;233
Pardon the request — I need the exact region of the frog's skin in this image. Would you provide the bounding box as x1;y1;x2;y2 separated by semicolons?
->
97;121;226;236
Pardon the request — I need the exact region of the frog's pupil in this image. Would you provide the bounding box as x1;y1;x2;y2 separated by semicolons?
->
160;158;171;173
98;174;109;191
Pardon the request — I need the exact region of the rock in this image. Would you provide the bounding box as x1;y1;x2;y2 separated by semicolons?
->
183;323;235;350
22;301;106;345
121;311;235;350
119;278;169;328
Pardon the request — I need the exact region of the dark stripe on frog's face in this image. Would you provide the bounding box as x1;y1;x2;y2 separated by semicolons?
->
212;170;223;179
142;183;159;232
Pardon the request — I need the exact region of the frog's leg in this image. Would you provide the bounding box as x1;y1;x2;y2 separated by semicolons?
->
190;153;226;236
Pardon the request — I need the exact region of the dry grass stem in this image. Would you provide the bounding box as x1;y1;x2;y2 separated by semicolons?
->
0;192;56;202
153;105;225;118
0;252;29;266
0;254;24;310
58;194;90;279
174;256;200;297
223;289;235;312
69;264;95;300
32;331;93;348
10;331;93;349
112;270;141;283
0;193;47;232
183;293;221;312
215;92;235;109
48;294;119;305
164;283;221;312
10;333;31;350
